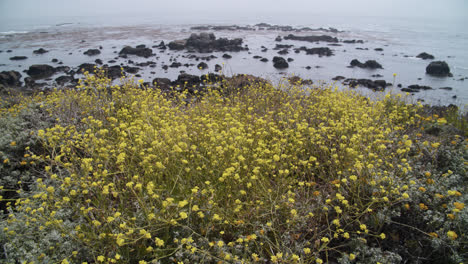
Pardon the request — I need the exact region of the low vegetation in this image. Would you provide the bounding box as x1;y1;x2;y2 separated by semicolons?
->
0;70;466;263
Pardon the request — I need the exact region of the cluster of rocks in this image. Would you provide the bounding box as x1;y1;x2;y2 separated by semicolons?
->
168;33;247;53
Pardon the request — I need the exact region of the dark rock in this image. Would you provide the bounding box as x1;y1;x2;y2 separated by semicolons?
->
9;56;28;60
136;44;146;49
0;71;22;87
83;49;101;56
260;58;268;62
343;78;387;90
119;46;153;58
342;40;364;44
253;55;262;59
33;48;48;54
170;62;182;68
201;73;222;83
168;40;186;50
104;65;125;79
185;33;246;53
55;66;70;73
152;78;171;89
51;58;58;63
284;34;338;43
287;58;294;62
397;84;402;88
350;59;383;69
6;50;12;53
439;87;452;90
26;64;56;79
288;76;313;85
24;77;36;87
215;64;222;72
371;74;383;77
95;59;103;65
275;36;282;41
332;76;345;81
78;63;96;73
328;43;342;46
297;47;333;57
374;48;384;51
272;56;289;69
162;65;169;70
55;75;74;85
176;73;201;87
426;61;451;77
197;62;208;70
408;84;432;90
305;66;311;70
401;88;419;93
278;49;289;55
222;54;232;59
416;52;435;60
273;44;293;50
124;66;139;74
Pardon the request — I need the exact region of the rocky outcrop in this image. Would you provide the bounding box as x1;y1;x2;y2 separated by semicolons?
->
222;54;232;59
84;49;101;56
119;46;153;58
350;59;383;69
416;52;434;60
284;34;338;43
168;33;246;53
426;61;451;77
26;64;56;79
0;71;22;87
273;57;289;69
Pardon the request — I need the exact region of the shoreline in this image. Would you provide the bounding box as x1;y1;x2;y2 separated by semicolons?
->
1;23;467;106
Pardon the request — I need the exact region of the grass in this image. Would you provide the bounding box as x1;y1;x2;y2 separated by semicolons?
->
0;69;467;264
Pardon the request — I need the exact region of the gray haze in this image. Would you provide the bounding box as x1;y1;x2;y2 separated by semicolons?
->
1;0;467;21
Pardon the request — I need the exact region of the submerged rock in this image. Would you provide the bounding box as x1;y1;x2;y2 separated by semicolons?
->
9;56;28;60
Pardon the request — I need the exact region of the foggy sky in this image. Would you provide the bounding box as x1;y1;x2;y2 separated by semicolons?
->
1;0;467;21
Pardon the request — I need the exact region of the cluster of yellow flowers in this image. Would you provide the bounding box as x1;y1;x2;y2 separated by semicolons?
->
1;70;466;263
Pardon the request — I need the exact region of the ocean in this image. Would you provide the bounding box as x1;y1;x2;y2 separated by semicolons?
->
1;12;467;106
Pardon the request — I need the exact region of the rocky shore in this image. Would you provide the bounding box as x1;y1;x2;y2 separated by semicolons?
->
1;23;465;105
